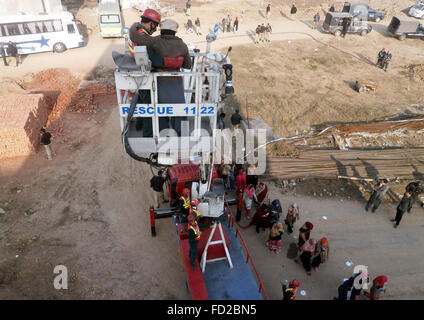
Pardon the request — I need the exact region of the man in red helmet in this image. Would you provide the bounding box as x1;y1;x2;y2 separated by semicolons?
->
177;188;191;222
282;280;300;301
190;199;201;221
129;9;185;69
187;214;201;270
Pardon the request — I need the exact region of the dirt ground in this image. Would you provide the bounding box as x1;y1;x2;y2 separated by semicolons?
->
1;0;424;300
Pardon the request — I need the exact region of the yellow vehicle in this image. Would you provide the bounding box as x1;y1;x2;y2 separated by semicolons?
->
98;0;123;38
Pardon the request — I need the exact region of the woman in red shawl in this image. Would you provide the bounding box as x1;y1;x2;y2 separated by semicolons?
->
251;202;271;232
366;275;388;300
235;168;246;221
255;181;268;206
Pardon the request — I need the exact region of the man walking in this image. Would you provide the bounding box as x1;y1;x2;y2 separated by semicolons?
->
187;214;201;270
266;4;271;19
365;179;389;213
6;41;20;67
231;109;242;130
222;17;227;33
233;17;239;32
290;4;297;14
391;191;413;228
313;12;320;29
382;50;392;72
265;23;272;42
406;181;424;209
185;0;191;16
255;24;261;44
0;43;8;66
150;169;168;208
341;18;350;38
377;48;386;68
40;128;53;160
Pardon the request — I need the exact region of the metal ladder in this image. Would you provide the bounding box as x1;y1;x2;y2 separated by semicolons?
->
200;222;233;273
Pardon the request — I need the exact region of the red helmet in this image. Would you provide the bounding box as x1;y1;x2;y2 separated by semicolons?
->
188;214;195;224
191;199;200;206
290;280;300;288
141;8;161;24
182;188;190;195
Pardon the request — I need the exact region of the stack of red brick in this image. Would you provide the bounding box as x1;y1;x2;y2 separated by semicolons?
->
0;94;48;159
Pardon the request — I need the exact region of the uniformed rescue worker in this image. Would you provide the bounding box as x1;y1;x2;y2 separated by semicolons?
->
265;23;272;42
377;48;386;68
187;214;201;270
189;199;201;221
129;9;184;135
259;23;266;42
282;279;300;301
178;188;191;223
382;50;392;72
255;24;261;44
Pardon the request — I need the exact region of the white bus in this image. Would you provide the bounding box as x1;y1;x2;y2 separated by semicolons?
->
0;11;84;55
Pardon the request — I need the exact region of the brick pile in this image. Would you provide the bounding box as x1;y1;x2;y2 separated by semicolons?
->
70;80;116;113
0;94;48;159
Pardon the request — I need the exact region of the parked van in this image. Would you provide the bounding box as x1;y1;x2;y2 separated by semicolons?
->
322;12;372;36
98;0;123;38
388;16;424;40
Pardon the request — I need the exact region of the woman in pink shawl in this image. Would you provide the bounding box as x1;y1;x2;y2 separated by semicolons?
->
243;184;258;219
299;238;317;276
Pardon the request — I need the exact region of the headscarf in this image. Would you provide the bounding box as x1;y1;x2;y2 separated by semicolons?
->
304;221;314;231
374;275;388;288
270;199;282;213
270;222;284;238
288;203;299;215
244;184;255;199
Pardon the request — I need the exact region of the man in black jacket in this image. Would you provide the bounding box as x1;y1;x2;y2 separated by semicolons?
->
0;43;8;66
391;192;413;228
231;109;242;129
150;169;168;208
405;181;424;209
365;179;389;213
6;41;20;67
40;128;53;160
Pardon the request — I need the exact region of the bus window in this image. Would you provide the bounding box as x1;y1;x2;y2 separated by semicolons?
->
22;23;31;34
35;22;42;33
42;22;48;32
0;25;5;37
6;23;20;35
53;20;63;32
67;24;75;33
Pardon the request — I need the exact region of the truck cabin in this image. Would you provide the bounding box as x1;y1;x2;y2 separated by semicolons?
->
388;16;422;34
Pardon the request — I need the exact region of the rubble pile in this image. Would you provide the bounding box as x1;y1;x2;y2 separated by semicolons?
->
410;64;424;82
71;80;116;113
